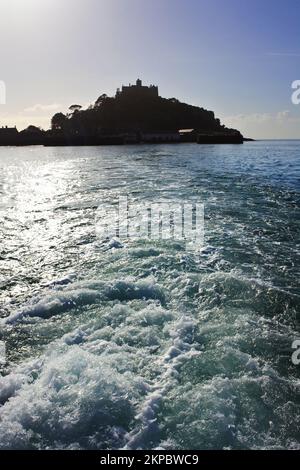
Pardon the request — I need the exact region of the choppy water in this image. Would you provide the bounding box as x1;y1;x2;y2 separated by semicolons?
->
0;141;299;450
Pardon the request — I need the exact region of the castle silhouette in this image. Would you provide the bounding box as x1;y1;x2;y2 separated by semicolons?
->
116;79;159;99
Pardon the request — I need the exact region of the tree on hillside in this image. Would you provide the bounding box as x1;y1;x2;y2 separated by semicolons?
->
51;112;67;131
69;104;82;113
22;125;43;133
95;94;108;107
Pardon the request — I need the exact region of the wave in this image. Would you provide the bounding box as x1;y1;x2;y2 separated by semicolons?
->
1;300;299;450
1;278;166;325
0;346;141;450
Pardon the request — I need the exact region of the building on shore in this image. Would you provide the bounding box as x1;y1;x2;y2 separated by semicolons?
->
0;126;18;136
141;131;180;143
179;129;198;142
0;126;19;145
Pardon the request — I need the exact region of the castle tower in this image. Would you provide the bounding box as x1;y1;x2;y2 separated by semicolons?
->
136;78;142;87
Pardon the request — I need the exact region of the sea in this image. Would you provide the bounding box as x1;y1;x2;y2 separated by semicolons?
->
0;140;299;450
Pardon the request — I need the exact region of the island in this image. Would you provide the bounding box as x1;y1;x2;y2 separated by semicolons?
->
0;79;248;146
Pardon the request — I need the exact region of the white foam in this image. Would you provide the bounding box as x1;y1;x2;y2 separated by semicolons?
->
123;312;200;450
0;345;142;450
2;278;166;325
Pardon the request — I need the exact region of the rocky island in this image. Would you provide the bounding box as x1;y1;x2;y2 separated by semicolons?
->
0;79;246;146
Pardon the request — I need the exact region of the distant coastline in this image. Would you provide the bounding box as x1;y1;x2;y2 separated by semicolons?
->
0;79;250;146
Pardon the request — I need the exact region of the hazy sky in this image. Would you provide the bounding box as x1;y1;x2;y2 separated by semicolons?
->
0;0;300;138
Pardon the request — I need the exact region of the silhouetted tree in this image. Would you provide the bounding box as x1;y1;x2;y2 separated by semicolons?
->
69;104;82;114
19;125;45;144
22;125;43;133
95;94;108;107
51;112;67;131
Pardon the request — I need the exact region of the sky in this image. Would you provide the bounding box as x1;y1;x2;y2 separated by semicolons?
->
0;0;300;138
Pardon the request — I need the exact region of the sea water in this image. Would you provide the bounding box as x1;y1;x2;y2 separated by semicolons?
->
0;141;299;449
